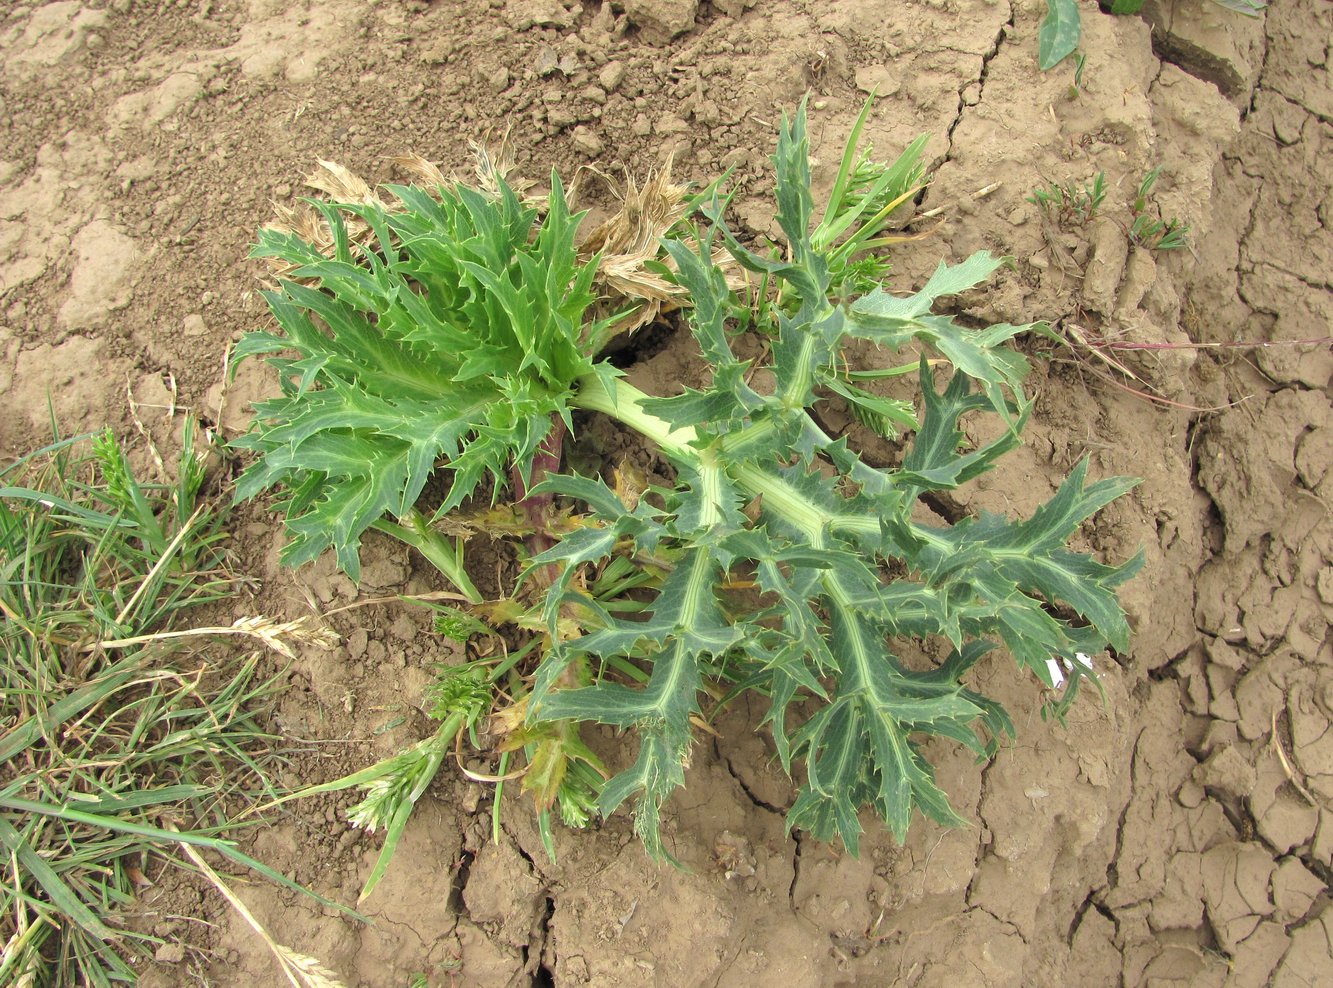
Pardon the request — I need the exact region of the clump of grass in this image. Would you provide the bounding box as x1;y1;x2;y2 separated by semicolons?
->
1027;172;1107;226
1128;167;1189;251
0;420;343;987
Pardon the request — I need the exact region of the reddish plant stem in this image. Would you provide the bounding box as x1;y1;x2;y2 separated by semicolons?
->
510;416;567;590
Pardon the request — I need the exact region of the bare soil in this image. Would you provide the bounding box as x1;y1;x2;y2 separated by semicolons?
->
2;1;1330;985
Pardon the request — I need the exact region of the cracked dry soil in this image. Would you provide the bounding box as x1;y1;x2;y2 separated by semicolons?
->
2;0;1330;985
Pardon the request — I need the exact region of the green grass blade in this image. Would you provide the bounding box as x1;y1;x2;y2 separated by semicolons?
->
0;816;114;940
0;796;367;922
820;93;878;238
0;663;144;763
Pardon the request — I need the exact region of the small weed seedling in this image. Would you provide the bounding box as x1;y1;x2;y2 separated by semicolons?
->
1129;167;1189;251
235;100;1141;890
1027;171;1107;226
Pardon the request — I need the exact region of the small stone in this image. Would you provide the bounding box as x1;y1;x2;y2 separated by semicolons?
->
1206;637;1246;671
182;314;207;337
693;99;720;126
1195;744;1257;799
598;60;625;91
154;943;187;964
502;0;576;31
360;555;409;591
1295;427;1331;492
582;84;607;105
571;126;604;156
654;112;689;135
623;0;697;43
1272;114;1302;146
1177;778;1206;808
590;2;615;33
489;66;511;90
534;46;559;77
631;113;651;136
1083;219;1129;317
547;105;577;129
1270;858;1323;922
714;0;755;16
1251;756;1319;854
737;201;776;236
1208;665;1241;722
854;64;901;97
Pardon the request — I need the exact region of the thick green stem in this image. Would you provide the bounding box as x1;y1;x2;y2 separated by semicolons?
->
570;373;700;459
571;373;832;539
372;509;482;603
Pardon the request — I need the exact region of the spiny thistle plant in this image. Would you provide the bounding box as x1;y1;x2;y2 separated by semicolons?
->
235;98;1140;887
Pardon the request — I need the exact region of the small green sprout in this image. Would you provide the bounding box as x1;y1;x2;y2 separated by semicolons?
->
1027;171;1107;225
1129;168;1190;250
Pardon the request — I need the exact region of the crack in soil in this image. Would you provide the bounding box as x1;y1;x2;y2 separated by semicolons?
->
496;822;558;987
919;0;1013;210
1067;887;1118;945
1251;259;1333;294
525;895;557;987
372;911;445;956
1146;644;1197;683
1246;18;1272;119
447;847;476;918
1102;728;1144;910
715;737;789;816
788;830;805;912
1146;1;1267;104
972;903;1029;945
963;751;998;908
503;821;542;872
1271;89;1333;129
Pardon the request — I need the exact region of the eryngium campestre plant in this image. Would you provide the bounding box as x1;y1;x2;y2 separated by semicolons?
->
234;101;1141;867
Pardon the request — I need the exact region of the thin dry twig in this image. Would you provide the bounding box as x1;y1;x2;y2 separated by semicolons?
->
1270;707;1319;806
113;506;207;627
323;589;475;618
91;615;338;659
917;181;1003;220
454;729;528;784
177;836;348;988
